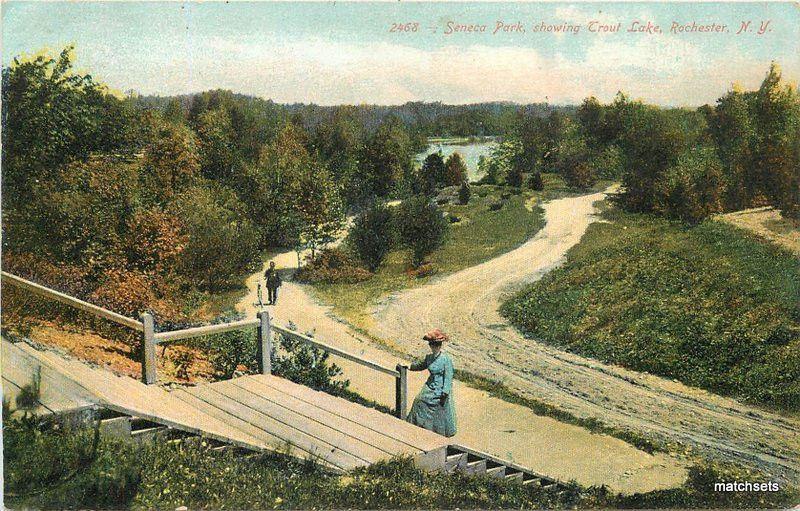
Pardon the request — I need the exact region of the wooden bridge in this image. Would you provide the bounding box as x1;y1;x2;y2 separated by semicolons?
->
3;339;445;471
2;272;564;487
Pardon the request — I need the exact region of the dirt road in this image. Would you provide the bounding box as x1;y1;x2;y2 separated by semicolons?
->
369;190;800;483
237;226;688;494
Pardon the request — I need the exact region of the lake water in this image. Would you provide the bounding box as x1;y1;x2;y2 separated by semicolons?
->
416;140;497;183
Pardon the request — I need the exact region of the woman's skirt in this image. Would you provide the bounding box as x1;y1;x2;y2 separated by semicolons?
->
407;390;456;437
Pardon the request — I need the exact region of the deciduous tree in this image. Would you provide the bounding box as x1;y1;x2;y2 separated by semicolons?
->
445;152;468;186
348;203;394;271
395;196;448;267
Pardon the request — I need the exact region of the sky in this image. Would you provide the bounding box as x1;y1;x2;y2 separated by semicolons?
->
2;1;799;106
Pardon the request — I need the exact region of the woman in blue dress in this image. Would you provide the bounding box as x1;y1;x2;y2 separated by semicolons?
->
406;328;457;437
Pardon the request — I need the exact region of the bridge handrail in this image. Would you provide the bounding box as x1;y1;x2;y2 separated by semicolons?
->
154;318;260;343
1;271;144;332
153;319;398;377
272;324;400;378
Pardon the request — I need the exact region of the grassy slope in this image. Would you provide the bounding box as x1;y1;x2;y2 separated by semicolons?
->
5;419;796;510
501;205;800;411
310;175;608;330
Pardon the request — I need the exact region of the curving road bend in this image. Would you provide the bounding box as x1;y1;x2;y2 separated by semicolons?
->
369;188;800;484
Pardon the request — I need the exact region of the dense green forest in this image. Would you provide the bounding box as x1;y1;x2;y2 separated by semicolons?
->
2;46;797;332
135;94;562;139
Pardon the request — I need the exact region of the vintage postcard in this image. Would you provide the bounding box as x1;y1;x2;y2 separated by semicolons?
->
1;1;799;509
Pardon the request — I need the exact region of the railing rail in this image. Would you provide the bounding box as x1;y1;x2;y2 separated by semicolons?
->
1;271;144;331
154;318;260;343
272;325;399;377
2;271;409;418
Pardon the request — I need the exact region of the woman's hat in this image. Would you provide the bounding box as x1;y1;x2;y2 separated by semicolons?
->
423;328;449;342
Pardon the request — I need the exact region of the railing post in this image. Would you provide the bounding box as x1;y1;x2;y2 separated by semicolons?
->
395;364;408;420
141;313;156;385
257;310;272;375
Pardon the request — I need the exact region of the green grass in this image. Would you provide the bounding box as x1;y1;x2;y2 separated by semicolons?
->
310;178;610;330
501;205;800;411
6;417;797;510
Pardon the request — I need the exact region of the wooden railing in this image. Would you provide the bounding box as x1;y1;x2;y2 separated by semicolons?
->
1;271;409;418
1;271;144;331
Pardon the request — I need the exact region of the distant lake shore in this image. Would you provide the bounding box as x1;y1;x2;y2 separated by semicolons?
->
426;135;501;145
417;136;500;182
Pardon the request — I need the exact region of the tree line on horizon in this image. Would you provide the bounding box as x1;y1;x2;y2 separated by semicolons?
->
480;63;799;223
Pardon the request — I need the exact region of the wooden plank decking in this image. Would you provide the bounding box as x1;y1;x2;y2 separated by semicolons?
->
173;375;448;471
2;339;448;472
4;339;266;452
3;341;95;416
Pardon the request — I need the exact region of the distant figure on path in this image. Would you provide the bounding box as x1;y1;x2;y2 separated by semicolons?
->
405;328;457;437
264;261;282;305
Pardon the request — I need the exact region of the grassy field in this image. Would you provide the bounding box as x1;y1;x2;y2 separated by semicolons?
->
5;417;796;510
501;204;800;411
310;176;610;330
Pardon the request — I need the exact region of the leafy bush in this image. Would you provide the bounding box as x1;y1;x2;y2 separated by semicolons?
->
348;203;395;271
190;312;259;380
652;145;725;224
476;154;499;185
294;248;372;284
1;253;153;348
188;311;355;391
501;207;800;410
563;161;597;189
394;196;449;267
591;144;624;180
505;166;523;188
616;105;695;213
89;269;160;319
444;152;467;186
170;185;260;291
272;330;349;395
416;151;446;195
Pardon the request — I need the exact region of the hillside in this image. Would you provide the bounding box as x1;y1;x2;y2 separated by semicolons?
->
501;205;800;411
